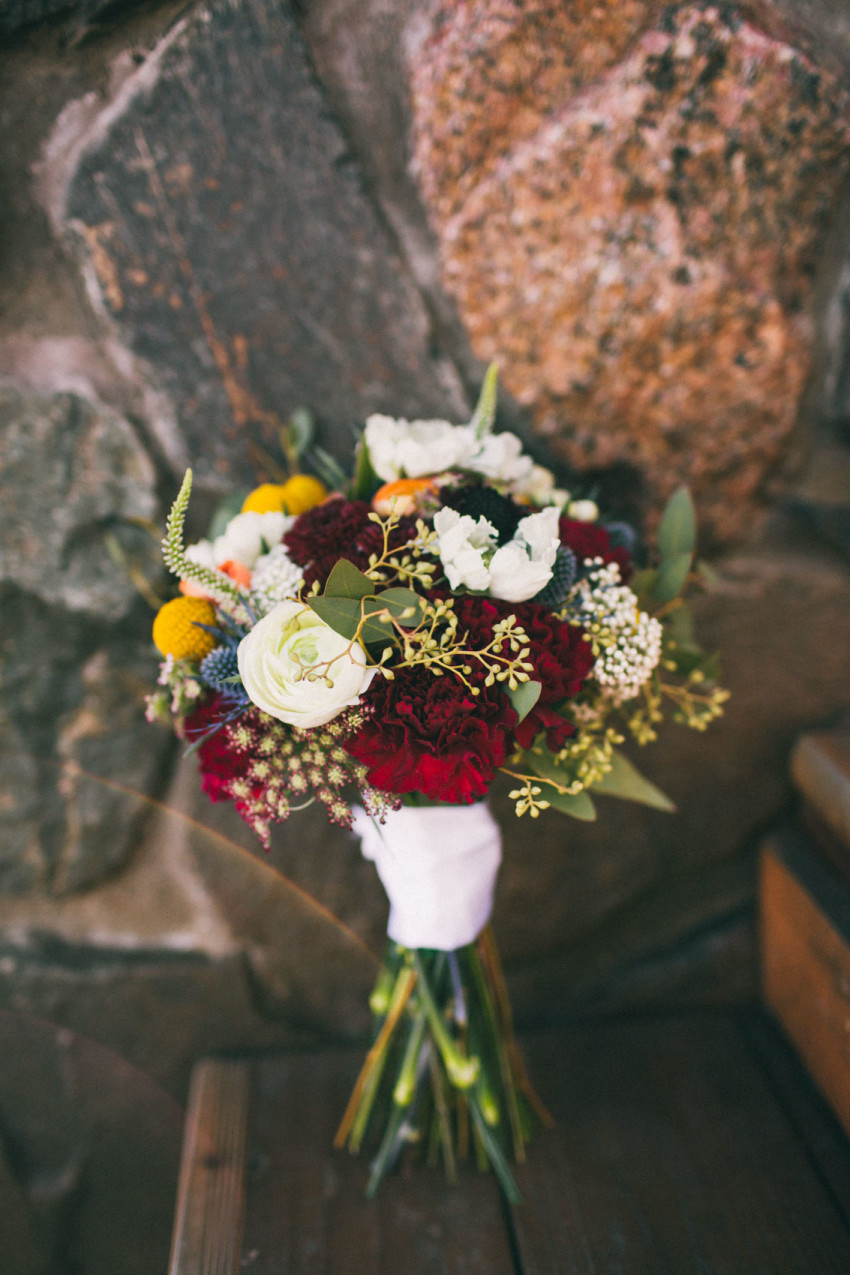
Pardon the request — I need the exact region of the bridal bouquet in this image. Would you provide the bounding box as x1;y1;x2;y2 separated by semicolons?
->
147;367;727;1199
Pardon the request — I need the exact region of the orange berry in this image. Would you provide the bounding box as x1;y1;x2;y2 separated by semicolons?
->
152;597;217;661
372;477;436;516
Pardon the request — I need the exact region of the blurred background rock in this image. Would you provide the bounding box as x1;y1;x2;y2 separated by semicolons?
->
1;0;849;1269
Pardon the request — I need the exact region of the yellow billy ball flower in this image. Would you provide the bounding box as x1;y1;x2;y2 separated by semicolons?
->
280;473;327;515
152;597;217;661
241;483;289;515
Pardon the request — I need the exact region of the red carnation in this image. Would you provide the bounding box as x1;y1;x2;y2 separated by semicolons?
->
447;594;594;750
559;517;632;581
345;664;517;805
284;496;420;590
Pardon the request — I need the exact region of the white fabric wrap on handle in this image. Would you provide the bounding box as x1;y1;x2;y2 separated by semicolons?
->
352;803;502;951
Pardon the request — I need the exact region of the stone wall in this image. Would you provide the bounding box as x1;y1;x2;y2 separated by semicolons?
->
1;2;850;1264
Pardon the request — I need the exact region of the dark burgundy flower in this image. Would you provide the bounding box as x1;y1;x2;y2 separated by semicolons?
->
284;496;420;590
345;664;517;804
433;593;595;751
185;695;245;803
559;517;632;581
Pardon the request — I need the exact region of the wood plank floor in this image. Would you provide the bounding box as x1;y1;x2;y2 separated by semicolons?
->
172;1009;850;1274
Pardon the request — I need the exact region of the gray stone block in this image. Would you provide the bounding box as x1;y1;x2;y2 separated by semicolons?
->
59;0;466;490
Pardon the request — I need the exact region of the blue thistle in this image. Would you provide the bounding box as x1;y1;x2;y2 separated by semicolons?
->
200;641;249;703
533;546;577;607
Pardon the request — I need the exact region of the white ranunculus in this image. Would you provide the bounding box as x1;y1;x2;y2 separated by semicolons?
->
186;511;292;573
488;507;560;602
365;415;478;481
513;463;571;508
433;507;497;592
237;600;377;729
567;499;599;523
468;431;534;486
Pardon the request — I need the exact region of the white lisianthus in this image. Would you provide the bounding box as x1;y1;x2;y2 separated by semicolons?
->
433;508;498;592
468;431;534;486
237;600;377;729
434;506;560;602
488;507;560;602
364;415;478;481
186;511;292;572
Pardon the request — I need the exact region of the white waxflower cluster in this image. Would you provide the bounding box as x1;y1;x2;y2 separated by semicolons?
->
250;544;305;615
574;561;663;704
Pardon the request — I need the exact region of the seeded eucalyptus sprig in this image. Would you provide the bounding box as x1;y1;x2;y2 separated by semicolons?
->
162;469;244;605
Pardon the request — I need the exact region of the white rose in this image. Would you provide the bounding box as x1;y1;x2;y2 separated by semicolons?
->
237;600;377;729
488;507;560;602
364;415;477;481
433;507;497;592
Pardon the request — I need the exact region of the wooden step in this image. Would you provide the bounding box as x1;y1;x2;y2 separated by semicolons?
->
169;1013;850;1273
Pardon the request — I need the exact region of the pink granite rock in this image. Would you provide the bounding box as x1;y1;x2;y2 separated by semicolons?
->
410;1;850;542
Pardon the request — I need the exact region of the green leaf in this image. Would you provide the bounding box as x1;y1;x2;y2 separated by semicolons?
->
470;362;499;439
506;680;541;724
372;587;424;628
207;491;248;541
307;586;424;648
543;787;597;820
305;595;362;640
652;551;692;604
526;743;598;821
629;568;658;603
696;557;721;586
351;433;379;500
323;558;374;600
287;407;314;458
592;750;675;812
657;487;696;561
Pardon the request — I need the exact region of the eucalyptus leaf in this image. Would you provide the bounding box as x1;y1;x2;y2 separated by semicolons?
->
542;787;597;821
373;587;424;628
309;446;348;493
629;568;658;603
507;680;541;724
470;362;499;439
287;407;314;458
592;750;675;812
657;487;696;560
526;744;597;820
305;595;362;640
323;558;374;600
208;491;248;540
652;551;692;604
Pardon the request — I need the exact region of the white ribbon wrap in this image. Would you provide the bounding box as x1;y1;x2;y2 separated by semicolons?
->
353;803;502;951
